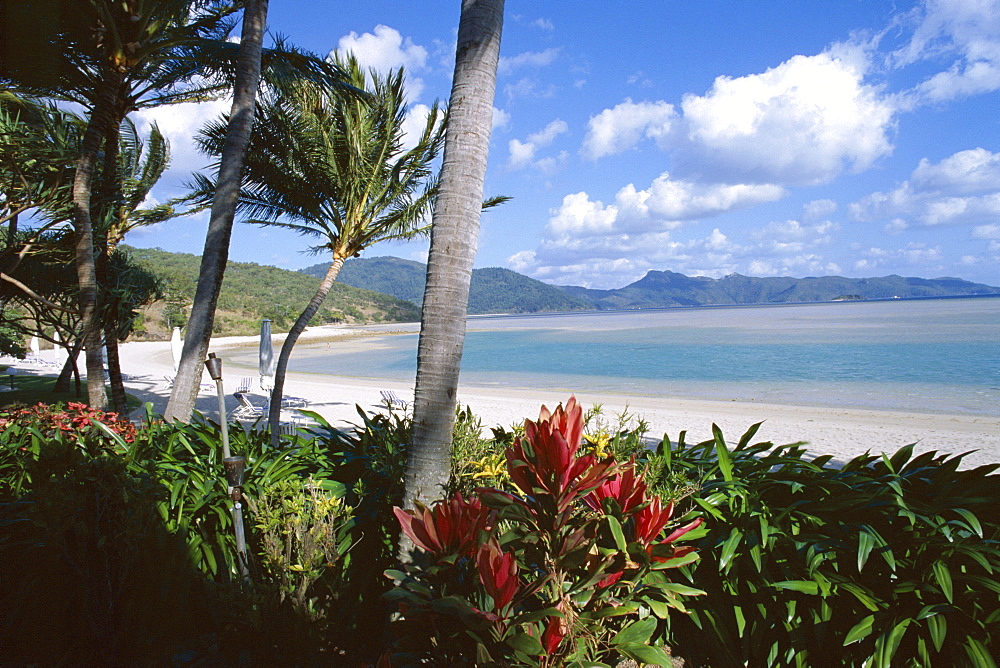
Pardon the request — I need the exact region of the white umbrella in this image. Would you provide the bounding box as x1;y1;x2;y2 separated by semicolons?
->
259;319;275;392
52;330;68;366
29;335;40;357
170;327;182;373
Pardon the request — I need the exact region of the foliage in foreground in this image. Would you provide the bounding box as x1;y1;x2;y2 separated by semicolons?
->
2;398;999;666
390;397;703;666
659;426;1000;668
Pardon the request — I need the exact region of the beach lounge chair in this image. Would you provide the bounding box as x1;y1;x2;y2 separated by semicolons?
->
231;392;266;420
237;376;254;393
280;395;309;408
380;389;409;410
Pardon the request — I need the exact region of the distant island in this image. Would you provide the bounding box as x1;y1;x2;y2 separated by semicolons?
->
301;256;1000;314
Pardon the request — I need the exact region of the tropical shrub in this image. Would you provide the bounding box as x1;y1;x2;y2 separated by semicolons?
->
655;425;1000;667
388;397;703;666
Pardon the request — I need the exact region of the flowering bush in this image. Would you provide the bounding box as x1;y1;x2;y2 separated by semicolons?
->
388;397;705;666
0;401;137;444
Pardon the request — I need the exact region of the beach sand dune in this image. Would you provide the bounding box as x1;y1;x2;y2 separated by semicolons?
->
98;327;1000;470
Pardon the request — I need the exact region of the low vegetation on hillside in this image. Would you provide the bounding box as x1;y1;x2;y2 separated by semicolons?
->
125;246;420;339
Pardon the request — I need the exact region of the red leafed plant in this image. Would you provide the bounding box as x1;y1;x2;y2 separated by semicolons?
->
387;397;705;667
0;401;137;445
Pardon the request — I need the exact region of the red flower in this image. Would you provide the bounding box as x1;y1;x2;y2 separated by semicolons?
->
394;492;493;559
476;540;520;610
584;463;647;514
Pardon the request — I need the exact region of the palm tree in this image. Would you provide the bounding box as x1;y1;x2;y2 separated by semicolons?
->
403;0;506;514
191;53;445;443
4;0;344;411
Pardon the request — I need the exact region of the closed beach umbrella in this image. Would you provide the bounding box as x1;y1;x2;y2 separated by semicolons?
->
259;319;275;391
170;327;182;373
29;335;40;357
52;330;67;366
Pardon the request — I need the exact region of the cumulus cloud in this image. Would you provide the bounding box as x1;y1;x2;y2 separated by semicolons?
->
894;0;1000;104
544;175;784;241
505;174;787;288
850;148;1000;226
134;97;231;185
580;99;676;159
677;51;895;185
335;25;428;98
508;119;569;170
499;48;560;76
492;107;511;130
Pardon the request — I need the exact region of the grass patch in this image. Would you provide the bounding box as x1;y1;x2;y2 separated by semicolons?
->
0;370;142;411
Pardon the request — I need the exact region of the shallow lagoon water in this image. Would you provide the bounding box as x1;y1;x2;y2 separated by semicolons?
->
247;297;999;416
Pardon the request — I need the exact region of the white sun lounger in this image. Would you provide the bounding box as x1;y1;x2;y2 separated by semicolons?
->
380;389;409;410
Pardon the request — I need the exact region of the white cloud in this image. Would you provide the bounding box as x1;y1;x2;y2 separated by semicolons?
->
972;223;1000;239
507;119;569;170
505;175;786;288
492;107;511;130
581;99;676;159
498;48;560;76
531;18;555;31
399;103;441;151
545;176;784;240
335;25;428;98
678;51;895;185
894;0;1000;104
851;148;1000;226
134;97;231;185
803;199;837;220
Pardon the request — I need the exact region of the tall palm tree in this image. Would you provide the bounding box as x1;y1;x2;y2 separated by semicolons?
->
4;0;344;411
191;53;445;443
403;0;506;514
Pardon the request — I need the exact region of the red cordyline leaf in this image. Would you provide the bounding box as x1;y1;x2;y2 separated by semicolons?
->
476;539;520;610
394;492;493;558
506;397;616;508
541;615;567;654
584;462;647;514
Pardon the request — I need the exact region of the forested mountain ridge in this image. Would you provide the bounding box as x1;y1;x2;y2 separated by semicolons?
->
300;257;593;314
560;270;1000;309
302;256;999;313
125;247;420;339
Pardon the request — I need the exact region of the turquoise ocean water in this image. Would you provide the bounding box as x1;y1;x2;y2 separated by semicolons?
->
255;297;999;415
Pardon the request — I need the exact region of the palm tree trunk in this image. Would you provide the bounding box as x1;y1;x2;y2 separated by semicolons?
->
97;116;129;415
404;0;505;516
267;257;344;446
72;69;122;409
105;327;128;414
164;0;269;422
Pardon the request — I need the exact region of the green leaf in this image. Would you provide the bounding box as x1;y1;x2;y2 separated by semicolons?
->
926;612;947;653
965;637;998;668
616;642;675;665
953;508;984;538
844;615;874;645
606;515;627;552
506;632;544;656
610;617;657;646
858;529;875;572
712;424;734;482
719;528;743;571
931;560;953;603
772;580;820;595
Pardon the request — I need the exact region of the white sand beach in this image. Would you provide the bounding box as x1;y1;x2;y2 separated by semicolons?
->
12;324;999;469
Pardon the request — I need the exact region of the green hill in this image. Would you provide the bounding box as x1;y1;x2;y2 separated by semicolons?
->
561;271;1000;309
124;246;420;339
300;257;593;314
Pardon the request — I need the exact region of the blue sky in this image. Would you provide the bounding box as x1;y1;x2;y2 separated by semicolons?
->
130;0;1000;290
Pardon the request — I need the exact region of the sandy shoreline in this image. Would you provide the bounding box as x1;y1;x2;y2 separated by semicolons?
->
14;323;999;469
